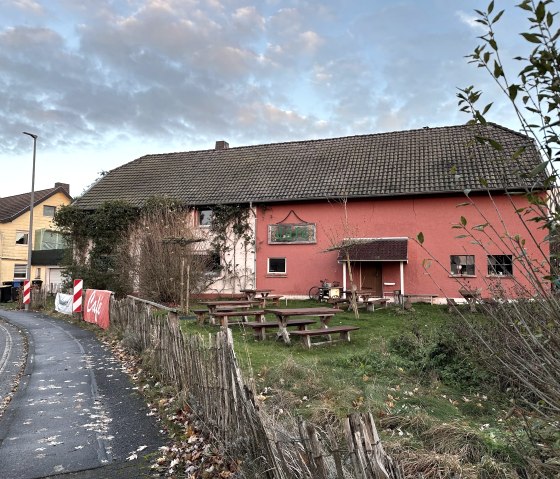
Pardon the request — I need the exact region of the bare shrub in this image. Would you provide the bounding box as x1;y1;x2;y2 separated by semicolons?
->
118;200;211;308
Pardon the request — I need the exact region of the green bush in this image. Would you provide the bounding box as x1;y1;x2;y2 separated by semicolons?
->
388;326;491;389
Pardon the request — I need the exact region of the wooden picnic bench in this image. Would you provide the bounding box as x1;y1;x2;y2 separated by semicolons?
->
191;308;208;324
192;304;258;325
401;293;438;305
289;326;360;349
265;294;285;306
199;300;261;324
265;307;342;344
366;298;388;312
243;318;316;341
214;309;266;328
328;298;350;308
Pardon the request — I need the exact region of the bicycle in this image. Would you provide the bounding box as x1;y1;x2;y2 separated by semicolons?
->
308;279;341;301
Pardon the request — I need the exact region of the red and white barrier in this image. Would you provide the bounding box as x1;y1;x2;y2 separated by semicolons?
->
73;279;83;313
23;280;31;304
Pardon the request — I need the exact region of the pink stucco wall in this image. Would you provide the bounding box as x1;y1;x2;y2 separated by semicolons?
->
255;194;549;299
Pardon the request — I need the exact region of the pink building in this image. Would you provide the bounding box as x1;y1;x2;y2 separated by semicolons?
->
76;123;549;300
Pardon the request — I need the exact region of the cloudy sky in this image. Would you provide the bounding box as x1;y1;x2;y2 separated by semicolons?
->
0;0;533;198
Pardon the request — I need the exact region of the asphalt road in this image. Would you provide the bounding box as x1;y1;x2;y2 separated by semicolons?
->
0;309;167;479
0;317;26;417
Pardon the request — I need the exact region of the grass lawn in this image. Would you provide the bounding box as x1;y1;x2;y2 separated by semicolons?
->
180;299;526;476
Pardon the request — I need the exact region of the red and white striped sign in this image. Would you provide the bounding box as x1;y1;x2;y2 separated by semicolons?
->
23;280;31;304
73;279;83;313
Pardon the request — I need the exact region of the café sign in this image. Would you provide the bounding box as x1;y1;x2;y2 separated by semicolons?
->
268;223;316;244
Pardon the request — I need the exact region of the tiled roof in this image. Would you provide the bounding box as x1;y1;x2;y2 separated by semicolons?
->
337;238;408;262
74;123;544;209
0;185;71;223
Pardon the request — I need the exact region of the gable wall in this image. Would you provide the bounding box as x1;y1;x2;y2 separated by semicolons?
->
0;192;71;285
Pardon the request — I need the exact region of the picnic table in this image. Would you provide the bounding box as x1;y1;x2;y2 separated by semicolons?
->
343;290;388;311
199;300;261;324
265;307;342;344
239;289;272;301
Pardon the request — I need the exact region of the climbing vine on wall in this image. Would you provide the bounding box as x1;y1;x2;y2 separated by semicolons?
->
54;200;140;296
208;204;255;290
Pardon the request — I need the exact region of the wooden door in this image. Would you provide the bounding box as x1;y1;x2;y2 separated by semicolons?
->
361;263;382;296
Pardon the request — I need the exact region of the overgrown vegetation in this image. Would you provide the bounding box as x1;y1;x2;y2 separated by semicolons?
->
182;301;555;478
208;204;255;292
54;200;139;296
444;0;560;423
412;2;560;474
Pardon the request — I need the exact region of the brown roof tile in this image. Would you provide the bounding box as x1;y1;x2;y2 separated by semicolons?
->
74;123;545;209
337;238;408;262
0;185;72;223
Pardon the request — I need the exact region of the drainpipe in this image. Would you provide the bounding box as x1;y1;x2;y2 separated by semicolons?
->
250;202;257;288
342;261;347;298
400;261;405;295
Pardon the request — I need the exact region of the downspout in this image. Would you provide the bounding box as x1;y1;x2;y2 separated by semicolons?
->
400;261;405;295
342;261;347;298
251;202;257;289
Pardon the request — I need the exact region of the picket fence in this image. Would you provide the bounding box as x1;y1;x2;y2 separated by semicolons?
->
110;296;403;479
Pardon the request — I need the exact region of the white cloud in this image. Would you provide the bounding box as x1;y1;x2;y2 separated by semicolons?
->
455;10;485;31
0;0;529;196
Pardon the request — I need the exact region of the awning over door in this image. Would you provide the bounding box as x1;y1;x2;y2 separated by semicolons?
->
336;238;408;262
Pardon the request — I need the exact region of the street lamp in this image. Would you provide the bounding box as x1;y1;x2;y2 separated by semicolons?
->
23;131;37;311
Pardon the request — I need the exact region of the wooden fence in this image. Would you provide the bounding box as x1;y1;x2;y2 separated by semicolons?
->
110;296;403;479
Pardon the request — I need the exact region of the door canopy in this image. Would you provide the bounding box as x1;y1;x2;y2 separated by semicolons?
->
336;238;408;262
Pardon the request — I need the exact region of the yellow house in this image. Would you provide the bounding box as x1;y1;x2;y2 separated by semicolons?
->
0;183;72;293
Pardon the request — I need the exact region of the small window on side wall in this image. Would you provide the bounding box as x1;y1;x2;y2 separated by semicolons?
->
450;255;475;275
268;258;286;274
14;264;27;279
488;255;513;276
199;209;213;227
43;205;56;217
15;231;29;245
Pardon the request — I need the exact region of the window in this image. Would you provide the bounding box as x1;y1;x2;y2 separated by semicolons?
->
488;255;513;276
199;209;213;227
268;258;286;274
15;231;29;245
204;251;222;275
35;268;41;279
14;264;27;280
450;255;475;275
35;229;67;250
43;205;56;217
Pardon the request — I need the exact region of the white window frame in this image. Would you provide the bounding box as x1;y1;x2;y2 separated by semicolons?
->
267;257;287;274
15;231;29;245
14;264;27;280
450;255;475;276
487;255;513;276
43;205;56;217
198;208;213;227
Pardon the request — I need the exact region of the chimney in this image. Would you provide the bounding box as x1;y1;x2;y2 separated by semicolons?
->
215;140;229;150
55;182;70;194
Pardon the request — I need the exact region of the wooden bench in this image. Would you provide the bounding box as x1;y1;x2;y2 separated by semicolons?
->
328;298;350;308
401;294;438;305
214;310;266;328
289;326;360;349
366;298;388;312
264;294;285;306
243;319;316;340
193;305;252;325
191;309;208;325
446;298;459;313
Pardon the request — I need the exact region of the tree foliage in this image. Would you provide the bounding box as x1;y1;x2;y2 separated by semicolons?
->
449;3;560;466
54;201;139;295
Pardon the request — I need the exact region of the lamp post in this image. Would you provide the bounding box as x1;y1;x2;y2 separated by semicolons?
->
23;131;37;311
